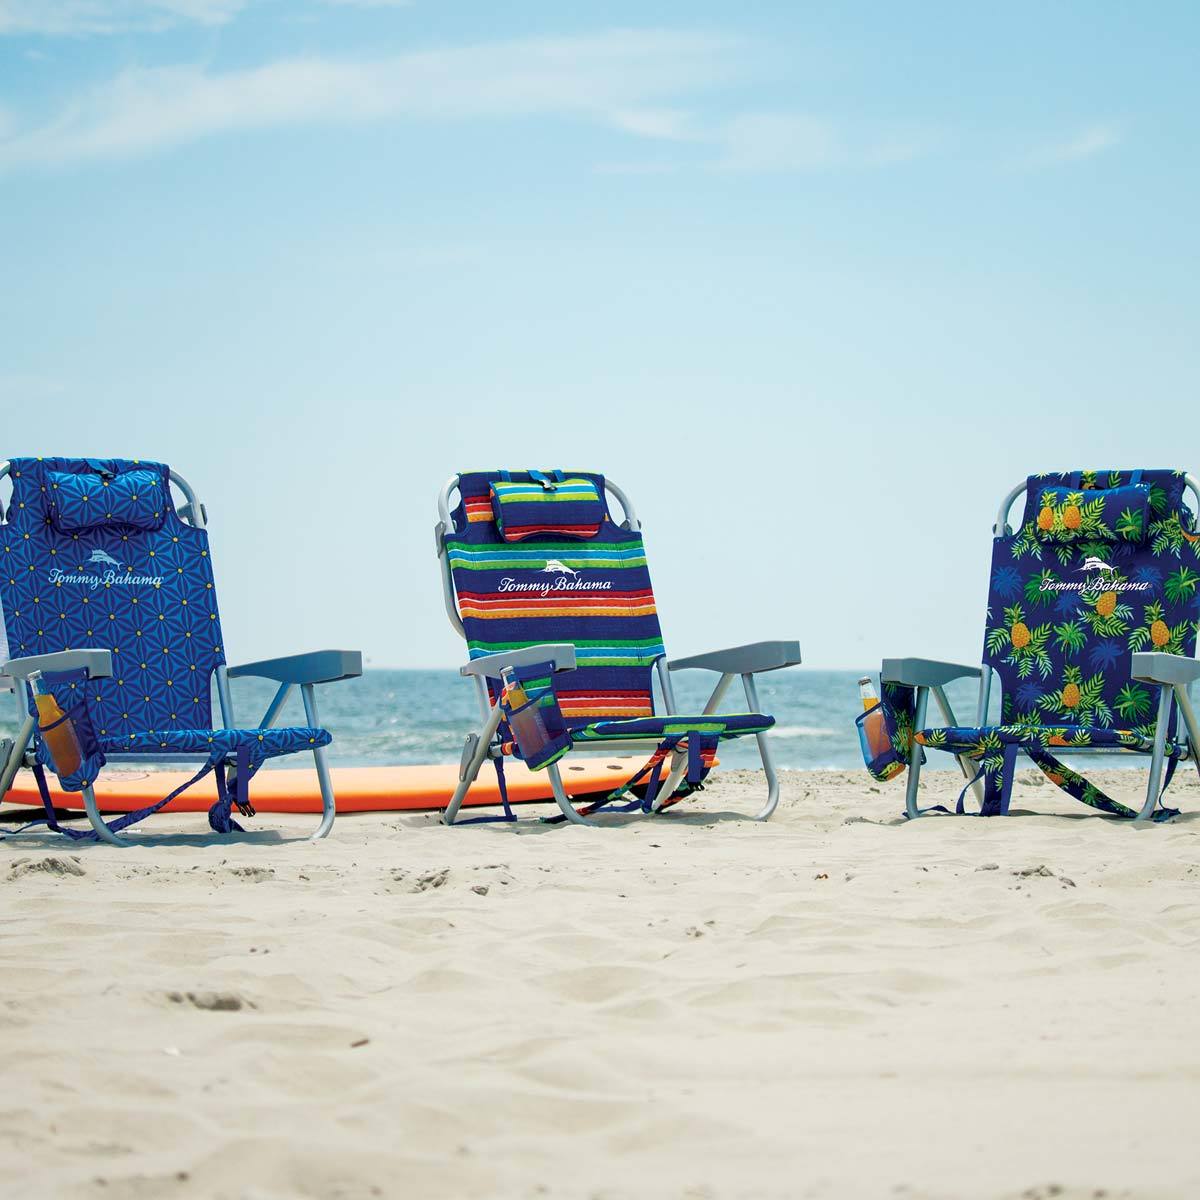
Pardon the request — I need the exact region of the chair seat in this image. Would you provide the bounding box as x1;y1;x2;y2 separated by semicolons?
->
572;712;774;742
99;726;331;768
915;724;1187;757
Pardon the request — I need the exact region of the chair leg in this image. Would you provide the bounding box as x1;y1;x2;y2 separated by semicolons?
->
301;683;336;840
443;704;503;826
751;729;780;820
309;743;336;840
83;784;130;847
648;747;690;814
1139;684;1175;821
547;762;598;826
0;713;35;801
741;672;779;821
904;687;930;819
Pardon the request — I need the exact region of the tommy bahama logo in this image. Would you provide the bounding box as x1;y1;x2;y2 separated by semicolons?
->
47;548;163;591
1038;555;1150;596
498;561;613;598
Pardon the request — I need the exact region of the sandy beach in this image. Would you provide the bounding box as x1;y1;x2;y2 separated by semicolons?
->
3;767;1199;1200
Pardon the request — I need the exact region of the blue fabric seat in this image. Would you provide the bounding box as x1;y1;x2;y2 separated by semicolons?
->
101;726;331;768
916;723;1187;755
573;712;774;741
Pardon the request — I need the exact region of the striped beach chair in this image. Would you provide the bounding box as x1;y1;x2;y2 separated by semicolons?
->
0;457;361;845
884;469;1200;820
436;469;801;825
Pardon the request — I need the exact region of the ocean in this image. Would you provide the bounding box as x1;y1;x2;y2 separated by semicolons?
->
194;667;988;772
0;667;1152;775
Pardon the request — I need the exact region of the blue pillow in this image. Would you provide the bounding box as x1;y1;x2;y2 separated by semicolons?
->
46;466;168;533
1030;483;1151;543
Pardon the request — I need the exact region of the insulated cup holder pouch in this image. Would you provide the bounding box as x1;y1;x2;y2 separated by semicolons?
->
856;680;923;783
498;661;573;771
29;668;106;791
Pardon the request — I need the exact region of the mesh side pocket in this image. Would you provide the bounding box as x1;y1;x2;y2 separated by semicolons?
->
29;667;106;791
498;661;573;771
856;679;923;783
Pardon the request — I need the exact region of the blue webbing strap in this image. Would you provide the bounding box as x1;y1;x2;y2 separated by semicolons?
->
453;756;519;825
208;743;255;834
12;759;217;842
527;469;565;490
541;737;685;824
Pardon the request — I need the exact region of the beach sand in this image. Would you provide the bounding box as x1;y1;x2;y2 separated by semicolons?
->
3;767;1199;1199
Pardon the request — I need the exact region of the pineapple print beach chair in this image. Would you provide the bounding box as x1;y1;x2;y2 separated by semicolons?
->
0;458;362;845
885;469;1200;820
436;469;801;825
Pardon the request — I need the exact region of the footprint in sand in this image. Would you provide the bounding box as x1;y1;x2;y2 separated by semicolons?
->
165;990;251;1012
8;856;86;879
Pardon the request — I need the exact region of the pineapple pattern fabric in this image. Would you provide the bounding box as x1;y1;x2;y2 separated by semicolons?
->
914;469;1200;817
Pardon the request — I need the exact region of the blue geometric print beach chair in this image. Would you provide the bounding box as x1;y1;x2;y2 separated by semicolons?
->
436;469;802;826
882;469;1200;821
0;457;362;845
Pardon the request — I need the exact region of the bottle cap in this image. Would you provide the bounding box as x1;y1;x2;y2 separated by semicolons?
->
858;675;872;686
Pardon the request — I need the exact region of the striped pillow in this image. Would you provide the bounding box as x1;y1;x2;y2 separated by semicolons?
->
490;476;604;542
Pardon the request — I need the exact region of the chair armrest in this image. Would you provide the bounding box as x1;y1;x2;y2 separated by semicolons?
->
2;649;114;681
881;657;981;688
667;640;802;675
1131;653;1200;687
227;649;363;685
460;643;577;680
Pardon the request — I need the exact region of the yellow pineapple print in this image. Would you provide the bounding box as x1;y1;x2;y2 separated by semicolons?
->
1037;505;1055;532
1151;618;1171;647
1062;504;1082;530
1011;620;1031;649
1096;590;1118;618
1061;681;1081;708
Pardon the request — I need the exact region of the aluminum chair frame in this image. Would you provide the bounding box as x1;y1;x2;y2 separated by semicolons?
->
0;463;362;846
435;475;801;826
886;473;1200;821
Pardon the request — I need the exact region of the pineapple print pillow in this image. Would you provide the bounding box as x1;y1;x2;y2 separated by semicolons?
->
1033;483;1151;544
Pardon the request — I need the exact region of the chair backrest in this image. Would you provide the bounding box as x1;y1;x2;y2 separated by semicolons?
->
440;470;666;727
984;468;1200;733
0;457;225;737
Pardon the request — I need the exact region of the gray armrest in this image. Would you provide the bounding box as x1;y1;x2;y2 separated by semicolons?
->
668;640;802;675
1131;653;1200;687
881;657;981;688
227;649;363;685
2;649;114;681
460;643;577;680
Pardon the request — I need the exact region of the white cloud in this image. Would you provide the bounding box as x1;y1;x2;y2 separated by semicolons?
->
716;112;839;171
1025;123;1123;167
0;26;936;176
0;30;742;167
713;112;933;172
609;107;698;142
0;0;244;35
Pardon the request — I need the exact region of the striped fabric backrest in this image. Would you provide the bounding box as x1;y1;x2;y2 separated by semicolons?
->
446;471;665;726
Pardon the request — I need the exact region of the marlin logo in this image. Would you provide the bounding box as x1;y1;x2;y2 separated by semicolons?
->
1040;553;1151;596
542;559;580;579
47;547;163;590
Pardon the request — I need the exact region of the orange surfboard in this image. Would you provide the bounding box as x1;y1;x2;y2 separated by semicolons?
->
1;757;647;815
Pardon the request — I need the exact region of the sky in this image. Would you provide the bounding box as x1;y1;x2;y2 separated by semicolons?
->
2;1;1198;672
